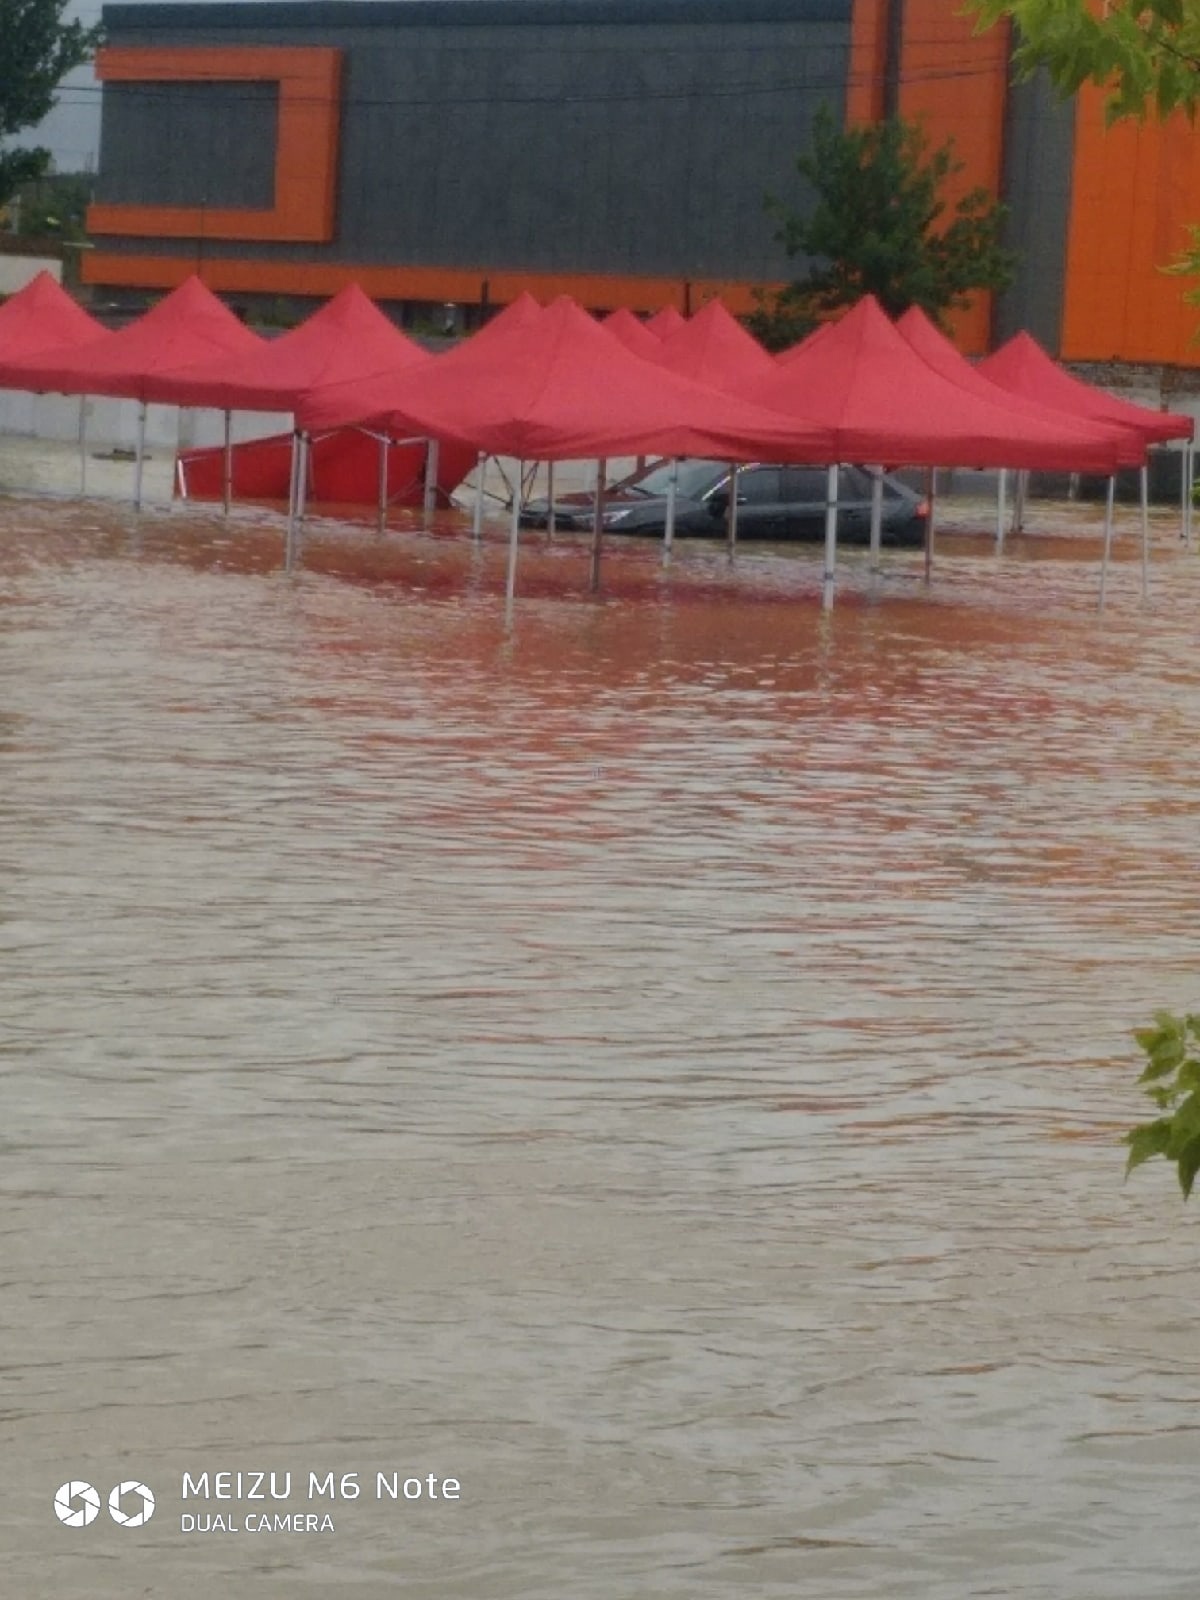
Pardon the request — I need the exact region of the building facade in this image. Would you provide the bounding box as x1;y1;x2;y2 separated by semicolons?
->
83;0;1200;366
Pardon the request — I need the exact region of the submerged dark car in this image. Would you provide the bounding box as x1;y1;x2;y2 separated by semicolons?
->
520;459;928;545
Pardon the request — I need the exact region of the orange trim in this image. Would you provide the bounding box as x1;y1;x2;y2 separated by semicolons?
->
897;2;1010;355
87;47;341;243
1062;83;1200;364
81;252;784;316
847;0;889;125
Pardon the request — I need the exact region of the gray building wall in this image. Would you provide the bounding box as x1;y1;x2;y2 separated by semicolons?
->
95;0;852;284
97;81;278;210
993;70;1075;351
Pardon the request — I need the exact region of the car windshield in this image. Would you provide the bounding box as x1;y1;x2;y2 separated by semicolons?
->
619;459;726;499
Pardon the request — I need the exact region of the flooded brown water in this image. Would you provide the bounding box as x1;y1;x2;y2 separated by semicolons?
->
2;491;1198;1599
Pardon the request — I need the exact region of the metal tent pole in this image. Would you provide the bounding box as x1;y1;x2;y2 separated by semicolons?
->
77;396;87;496
1185;441;1194;549
1098;475;1116;612
589;457;607;593
821;462;839;612
547;461;556;539
133;401;147;512
504;461;523;628
868;465;884;574
924;466;937;585
423;438;439;531
662;458;679;568
726;463;739;563
222;408;233;517
377;434;389;534
1011;468;1027;535
995;468;1007;552
1139;462;1150;604
288;432;310;574
1184;444;1196;550
284;430;300;572
473;452;487;540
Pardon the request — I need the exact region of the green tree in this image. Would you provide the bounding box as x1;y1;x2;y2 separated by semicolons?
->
14;168;93;240
1124;1010;1200;1198
747;105;1015;352
970;0;1200;119
0;0;103;207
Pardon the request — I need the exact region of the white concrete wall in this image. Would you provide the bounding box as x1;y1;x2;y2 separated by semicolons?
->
0;389;291;451
0;256;61;294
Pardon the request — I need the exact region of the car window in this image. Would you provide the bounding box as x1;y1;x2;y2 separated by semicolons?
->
782;468;831;505
735;468;782;504
618;459;725;499
839;466;873;498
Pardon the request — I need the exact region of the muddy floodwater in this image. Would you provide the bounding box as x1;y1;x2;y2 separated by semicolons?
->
2;491;1198;1599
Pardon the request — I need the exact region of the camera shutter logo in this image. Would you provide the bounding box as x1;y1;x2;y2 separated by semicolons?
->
54;1482;100;1528
108;1481;155;1527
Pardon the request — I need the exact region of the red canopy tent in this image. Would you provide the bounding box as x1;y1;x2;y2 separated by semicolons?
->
601;307;662;360
5;275;263;400
0;270;109;366
1;276;265;509
896;304;1146;563
646;305;687;338
141;282;426;411
978;328;1196;587
295;293;835;603
466;292;544;351
655;299;775;389
978;330;1193;447
896;307;1141;459
0;272;116;502
737;295;1127;608
296;293;834;464
177;425;479;512
152;284;472;512
740;296;1124;473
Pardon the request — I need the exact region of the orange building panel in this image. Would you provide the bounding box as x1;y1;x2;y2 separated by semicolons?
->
897;1;1011;354
87;46;342;244
1063;82;1200;365
848;0;889;125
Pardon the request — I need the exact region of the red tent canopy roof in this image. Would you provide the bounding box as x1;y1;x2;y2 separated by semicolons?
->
3;275;263;401
978;330;1193;446
739;296;1124;471
656;299;774;389
141;282;428;411
297;294;836;463
463;292;543;351
646;305;687;338
601;306;662;359
0;271;109;367
896;307;1141;465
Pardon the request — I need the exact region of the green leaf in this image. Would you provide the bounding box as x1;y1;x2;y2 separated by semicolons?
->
1138;1041;1186;1081
1125;1118;1175;1173
1178;1136;1200;1198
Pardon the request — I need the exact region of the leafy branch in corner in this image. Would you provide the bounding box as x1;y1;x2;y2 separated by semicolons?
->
1125;1009;1200;1198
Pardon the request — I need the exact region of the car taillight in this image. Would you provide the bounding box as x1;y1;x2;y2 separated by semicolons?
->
916;499;930;518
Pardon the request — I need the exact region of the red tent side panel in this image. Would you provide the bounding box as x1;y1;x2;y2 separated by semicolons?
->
176;428;477;508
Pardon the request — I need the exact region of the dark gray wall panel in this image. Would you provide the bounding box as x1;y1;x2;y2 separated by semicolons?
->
994;69;1074;351
106;2;851;34
96;81;278;209
98;5;850;283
